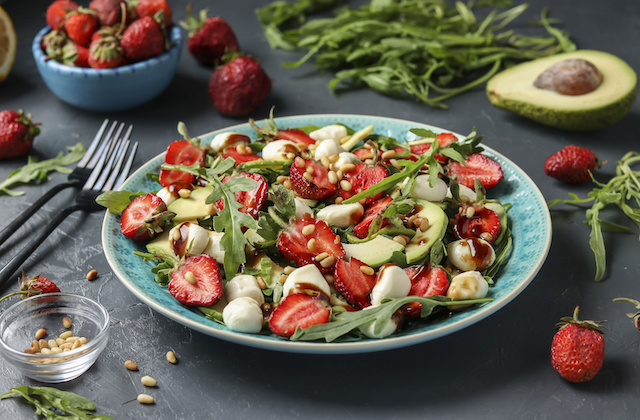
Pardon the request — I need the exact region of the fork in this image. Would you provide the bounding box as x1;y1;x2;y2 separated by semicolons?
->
0;119;132;247
0;126;139;290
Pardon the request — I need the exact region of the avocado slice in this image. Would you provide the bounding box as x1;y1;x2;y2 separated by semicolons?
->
486;50;637;131
167;185;215;223
146;230;174;257
404;199;448;264
342;235;405;268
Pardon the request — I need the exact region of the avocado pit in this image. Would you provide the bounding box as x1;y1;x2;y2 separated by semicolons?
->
533;59;603;96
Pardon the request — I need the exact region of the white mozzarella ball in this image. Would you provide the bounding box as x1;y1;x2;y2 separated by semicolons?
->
222;297;264;334
358;307;399;339
315;203;364;228
331;152;361;171
309;125;348;142
447;271;489;301
225;274;265;305
169;222;210;257
370;264;411;306
447;183;477;203
446;238;496;272
210;132;250;153
262;140;299;161
155;187;177;207
409;175;448;202
282;264;331;298
294;197;314;219
313;139;346;161
203;231;225;264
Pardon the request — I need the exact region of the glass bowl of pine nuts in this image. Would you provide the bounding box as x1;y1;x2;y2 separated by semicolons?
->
0;293;109;383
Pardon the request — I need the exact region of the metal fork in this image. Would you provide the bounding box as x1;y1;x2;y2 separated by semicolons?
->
0;126;139;290
0;119;132;247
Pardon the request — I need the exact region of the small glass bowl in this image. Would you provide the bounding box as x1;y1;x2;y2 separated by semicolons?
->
0;293;109;383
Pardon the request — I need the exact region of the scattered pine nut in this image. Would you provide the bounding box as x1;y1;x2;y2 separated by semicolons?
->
62;317;72;329
315;252;329;262
360;265;375;276
465;206;475;219
392;235;408;246
141;375;157;387
184;271;197;285
327;171;338;184
381;150;396;160
125;360;138;371
301;224;316;236
307;238;317;252
276;175;288;184
86;269;98;281
320;256;336;268
177;188;191;198
339;163;355;173
59;331;73;340
38;339;48;351
303;171;313;182
137;394;154;405
283;266;296;275
340;180;352;191
166;351;177;364
35;328;47;340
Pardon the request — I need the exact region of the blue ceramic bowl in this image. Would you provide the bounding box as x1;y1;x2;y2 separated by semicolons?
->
32;25;182;112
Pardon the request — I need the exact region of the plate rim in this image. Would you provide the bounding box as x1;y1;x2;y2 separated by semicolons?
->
101;113;552;354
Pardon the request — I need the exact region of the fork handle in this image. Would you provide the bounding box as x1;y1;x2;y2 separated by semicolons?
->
0;203;87;292
0;181;78;247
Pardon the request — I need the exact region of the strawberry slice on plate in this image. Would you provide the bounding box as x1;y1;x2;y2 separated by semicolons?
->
334;257;376;309
216;172;268;219
277;216;345;274
159;140;206;187
168;254;223;307
289;157;338;200
403;264;449;318
120;193;173;241
275;128;316;147
409;132;458;163
352;196;392;239
222;146;262;164
452;204;501;244
340;163;388;205
268;292;330;338
446;153;503;190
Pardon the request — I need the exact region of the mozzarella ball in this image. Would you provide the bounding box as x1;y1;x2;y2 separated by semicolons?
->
370;264;411;306
169;222;210;257
222;297;264;334
409;175;448;202
210;132;250;153
315;203;364;228
262;140;299;161
156;187;177;206
282;264;331;298
313;139;346;161
203;231;225;264
447;238;496;272
447;271;489;301
225;274;265;305
358;307;399;339
310;125;348;142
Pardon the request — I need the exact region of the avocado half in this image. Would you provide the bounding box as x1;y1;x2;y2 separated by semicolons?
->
486;50;638;131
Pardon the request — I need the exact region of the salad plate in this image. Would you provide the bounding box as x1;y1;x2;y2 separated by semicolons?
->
101;114;552;354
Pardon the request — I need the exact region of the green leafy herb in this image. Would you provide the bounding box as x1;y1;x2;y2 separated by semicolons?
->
1;386;113;419
256;0;575;108
548;151;640;282
0;143;86;196
96;190;146;213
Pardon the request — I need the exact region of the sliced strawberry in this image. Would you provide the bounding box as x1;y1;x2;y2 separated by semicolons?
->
403;264;449;318
215;172;268;219
340;163;388;205
446;153;504;190
289;157;338;200
277;216;345;274
452;204;501;244
168;254;223;307
351;196;393;239
353;148;375;161
22;274;60;295
222;146;262;164
275;128;316;147
159;140;206;188
334;257;376;309
410;132;458;163
120;193;172;241
268;292;330;338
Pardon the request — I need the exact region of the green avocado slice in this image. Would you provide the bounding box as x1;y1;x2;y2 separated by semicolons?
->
404;199;448;264
167;185;214;223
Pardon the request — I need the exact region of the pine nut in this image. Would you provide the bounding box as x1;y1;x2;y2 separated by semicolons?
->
24;347;36;354
185;271;197;285
35;328;47;340
340;180;352;191
56;338;65;346
62;317;72;329
137;394;154;404
303;172;313;182
86;269;98;281
336;170;343;181
390;159;401;170
307;238;317;252
38;339;48;350
278;275;287;284
166;351;178;364
381;150;396;160
125;360;139;371
339;163;355;173
339;135;351;144
236;144;247;155
255;276;267;290
40;347;52;355
480;232;493;242
171;228;182;242
141;376;157;387
305;165;314;174
334;197;343;205
315;252;328;262
393;235;407;246
50;347;62;354
364;159;374;166
48;339;57;348
295;157;305;168
283;179;292;190
320;256;336;268
320;156;330;168
72;340;82;350
324;274;335;285
327;171;338;184
79;337;87;345
328;154;340;163
465;206;475;219
301;224;316;236
276;175;288;184
334;235;341;245
283;266;296;275
178;188;191;198
360;265;375;276
419;218;430;232
285;152;296;160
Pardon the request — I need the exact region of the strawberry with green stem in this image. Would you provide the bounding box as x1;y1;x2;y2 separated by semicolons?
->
0;110;40;160
0;273;60;304
180;3;239;66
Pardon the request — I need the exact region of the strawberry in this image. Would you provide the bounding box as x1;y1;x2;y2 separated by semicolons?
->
46;0;78;31
88;35;125;68
0;110;40;160
158;140;206;188
544;145;600;184
402;264;449;318
339;163;388;205
268;292;330;338
208;55;272;117
120;193;173;241
61;42;90;67
64;8;98;47
612;298;640;332
334;257;376;309
277;216;345;274
120;15;165;63
352;196;392;239
168;254;223;306
452;204;501;244
0;273;60;304
41;29;69;60
222;146;262;164
88;0;125;27
215;172;268;219
550;306;605;383
275;129;316;147
410;132;458;163
288;157;338;200
446;153;504;190
180;5;239;66
134;0;172;26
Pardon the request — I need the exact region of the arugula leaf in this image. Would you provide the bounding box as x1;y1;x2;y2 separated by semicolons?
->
96;190;146;213
1;386;113;419
0;143;86;196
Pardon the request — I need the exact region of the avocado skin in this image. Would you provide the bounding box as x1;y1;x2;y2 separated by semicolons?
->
486;50;638;131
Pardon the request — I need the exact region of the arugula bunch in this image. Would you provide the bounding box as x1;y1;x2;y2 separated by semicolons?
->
256;0;576;108
1;386;113;419
549;151;640;282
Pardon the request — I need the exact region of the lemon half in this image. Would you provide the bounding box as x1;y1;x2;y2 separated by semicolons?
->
0;6;17;82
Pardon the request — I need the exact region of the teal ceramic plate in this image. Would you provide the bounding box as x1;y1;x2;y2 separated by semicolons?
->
102;114;552;354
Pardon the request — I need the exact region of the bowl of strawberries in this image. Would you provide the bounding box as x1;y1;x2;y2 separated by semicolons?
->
32;0;181;112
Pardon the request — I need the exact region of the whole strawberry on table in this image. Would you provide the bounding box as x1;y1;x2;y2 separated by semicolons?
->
0;110;40;160
99;117;512;342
